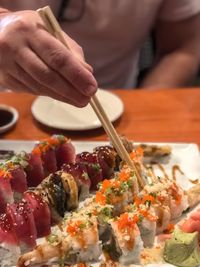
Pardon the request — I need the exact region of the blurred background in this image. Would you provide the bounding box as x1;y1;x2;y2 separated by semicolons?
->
137;34;200;87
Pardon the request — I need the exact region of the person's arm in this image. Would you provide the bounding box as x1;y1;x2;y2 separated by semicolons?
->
141;13;200;89
0;9;97;107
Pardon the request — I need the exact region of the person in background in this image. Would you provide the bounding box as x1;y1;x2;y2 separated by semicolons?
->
0;0;199;107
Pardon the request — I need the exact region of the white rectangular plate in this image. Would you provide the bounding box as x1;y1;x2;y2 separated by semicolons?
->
0;140;199;267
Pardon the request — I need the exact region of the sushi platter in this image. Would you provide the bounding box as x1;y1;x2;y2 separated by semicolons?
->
0;136;200;267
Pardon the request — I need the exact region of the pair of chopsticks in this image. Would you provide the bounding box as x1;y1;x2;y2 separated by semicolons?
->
37;6;145;189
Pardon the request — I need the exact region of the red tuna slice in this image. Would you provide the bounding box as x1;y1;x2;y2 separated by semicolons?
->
0;212;18;245
62;162;91;188
23;191;51;238
10;166;28;197
76;152;103;190
55;138;76;169
41;148;57;176
6;202;37;252
94;146;116;179
32;139;57;176
0;174;14;214
25;153;45;187
3;153;29;197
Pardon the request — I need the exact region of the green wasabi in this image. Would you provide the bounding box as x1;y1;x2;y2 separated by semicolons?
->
164;229;200;267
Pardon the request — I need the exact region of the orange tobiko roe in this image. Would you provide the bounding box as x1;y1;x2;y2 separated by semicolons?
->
119;170;130;182
32;146;41;156
0;168;12;180
77;264;87;267
47;137;60;146
139;209;157;221
101;179;112;192
95;191;106;205
117;213;138;231
130;146;144;162
134;196;142;206
134;194;155;207
66;220;83;236
32;136;65;155
142;195;155;204
101;179;121;193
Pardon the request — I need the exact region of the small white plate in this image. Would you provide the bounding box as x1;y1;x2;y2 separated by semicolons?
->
31;89;124;130
0;104;19;134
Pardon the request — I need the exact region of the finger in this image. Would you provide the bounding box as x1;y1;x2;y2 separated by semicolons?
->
2;73;32;93
15;48;77;95
7;63;91;107
29;29;97;96
75;56;93;73
62;32;93;72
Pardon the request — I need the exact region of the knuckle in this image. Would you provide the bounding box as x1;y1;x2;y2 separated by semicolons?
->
13;19;29;33
36;68;54;84
0;36;10;51
77;45;84;57
69;68;84;85
49;50;67;70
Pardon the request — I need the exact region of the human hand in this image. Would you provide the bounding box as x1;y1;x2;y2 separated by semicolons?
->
0;10;97;107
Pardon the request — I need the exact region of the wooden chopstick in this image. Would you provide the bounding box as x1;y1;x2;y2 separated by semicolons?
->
37;6;145;189
90;95;145;187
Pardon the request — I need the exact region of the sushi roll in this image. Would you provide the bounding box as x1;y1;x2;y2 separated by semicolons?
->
9;165;28;200
6;201;37;253
0;213;20;267
93;146;116;178
154;204;171;234
167;183;189;220
107;213;143;265
42;147;57;176
37;171;78;224
95;168;136;215
0;165;14;213
62;162;91;201
128;195;157;247
23;191;51;238
3;155;28;200
25;152;45;187
76;152;103;190
32;139;57;176
3;151;44;188
96;205;113;244
78;200;113;244
64;214;102;263
140;182;173;233
59;171;79;210
17;214;102;266
39;172;68;224
53;135;76;169
138;215;156;248
32;135;76;176
141;179;189;224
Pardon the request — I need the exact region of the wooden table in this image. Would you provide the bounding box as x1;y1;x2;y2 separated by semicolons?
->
0;88;200;146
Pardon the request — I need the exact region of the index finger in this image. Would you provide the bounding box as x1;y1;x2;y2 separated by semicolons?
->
29;29;97;96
